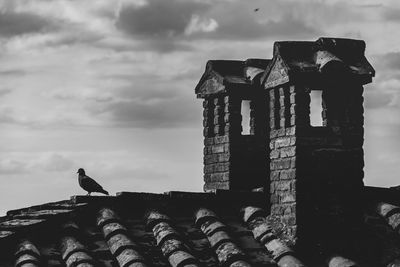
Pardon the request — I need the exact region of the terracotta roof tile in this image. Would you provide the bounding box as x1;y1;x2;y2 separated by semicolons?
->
0;190;400;266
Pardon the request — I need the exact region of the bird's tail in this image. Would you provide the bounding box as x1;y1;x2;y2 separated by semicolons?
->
101;189;109;195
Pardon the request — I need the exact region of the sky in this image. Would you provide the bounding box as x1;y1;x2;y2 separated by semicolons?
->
0;0;399;215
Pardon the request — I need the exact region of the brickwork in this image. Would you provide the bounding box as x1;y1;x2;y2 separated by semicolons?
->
202;94;268;191
196;38;374;251
269;85;304;238
203;95;238;191
269;83;365;244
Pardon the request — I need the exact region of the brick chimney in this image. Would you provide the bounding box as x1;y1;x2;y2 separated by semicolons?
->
195;59;270;192
263;38;375;244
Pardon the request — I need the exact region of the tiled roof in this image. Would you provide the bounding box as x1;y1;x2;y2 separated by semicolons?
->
0;191;282;267
2;188;400;266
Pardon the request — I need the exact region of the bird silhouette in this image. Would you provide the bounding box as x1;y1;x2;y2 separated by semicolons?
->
77;168;109;196
254;8;260;12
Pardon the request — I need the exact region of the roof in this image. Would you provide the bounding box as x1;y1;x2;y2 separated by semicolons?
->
262;37;375;89
2;187;400;266
195;59;270;98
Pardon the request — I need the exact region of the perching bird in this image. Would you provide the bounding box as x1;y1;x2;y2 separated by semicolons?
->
77;168;109;196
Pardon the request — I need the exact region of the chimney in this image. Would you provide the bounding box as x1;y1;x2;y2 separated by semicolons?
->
195;59;270;192
263;38;375;244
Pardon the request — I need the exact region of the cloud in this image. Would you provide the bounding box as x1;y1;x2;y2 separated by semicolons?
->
40;154;74;172
0;159;28;174
113;0;331;53
382;7;400;21
116;0;211;38
0;10;51;37
364;90;393;109
184;15;218;36
374;52;400;71
0;70;26;76
0;88;12;97
364;52;400;109
0;153;75;175
88;95;200;129
200;13;319;40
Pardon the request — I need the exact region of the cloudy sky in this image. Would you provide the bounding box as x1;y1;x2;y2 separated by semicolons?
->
0;0;399;215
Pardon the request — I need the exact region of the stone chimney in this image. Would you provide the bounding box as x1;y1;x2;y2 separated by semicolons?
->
195;59;270;192
263;38;375;244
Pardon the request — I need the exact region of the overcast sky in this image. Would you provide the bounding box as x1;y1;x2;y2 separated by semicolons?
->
0;0;399;215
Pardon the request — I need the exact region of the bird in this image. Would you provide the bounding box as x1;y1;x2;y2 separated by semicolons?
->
77;168;109;196
254;8;260;12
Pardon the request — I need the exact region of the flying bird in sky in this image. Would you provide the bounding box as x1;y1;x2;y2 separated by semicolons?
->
77;168;109;196
254;8;260;12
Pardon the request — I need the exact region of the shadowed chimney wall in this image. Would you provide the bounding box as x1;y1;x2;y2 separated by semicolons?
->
264;38;374;246
195;59;270;192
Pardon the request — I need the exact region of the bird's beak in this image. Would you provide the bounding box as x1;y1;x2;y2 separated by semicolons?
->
76;171;79;173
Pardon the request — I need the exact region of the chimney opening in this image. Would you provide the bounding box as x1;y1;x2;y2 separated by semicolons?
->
310;90;324;127
241;100;251;135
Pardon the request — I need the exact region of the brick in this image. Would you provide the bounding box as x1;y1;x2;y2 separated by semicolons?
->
212;145;225;153
290;180;296;191
217;153;230;162
214;107;223;116
290;137;296;146
277;128;286;137
275;137;291;148
280;193;295;203
290;158;296;168
271;171;280;181
204;138;214;146
203;127;212;137
271;158;291;170
269;89;275;99
269;142;275;150
224;96;229;103
203;146;213;155
270;130;279;139
279;97;285;106
205;172;230;182
280;147;296;158
275;180;292;191
290;93;296;104
215;125;225;135
204;153;230;165
214;135;229;144
280;169;296;180
270;119;276;130
204;181;230;192
285;126;296;136
279;87;285;96
270;149;280;159
223;143;230;152
270;182;275;193
204;163;230;173
204;154;217;164
214;115;224;125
